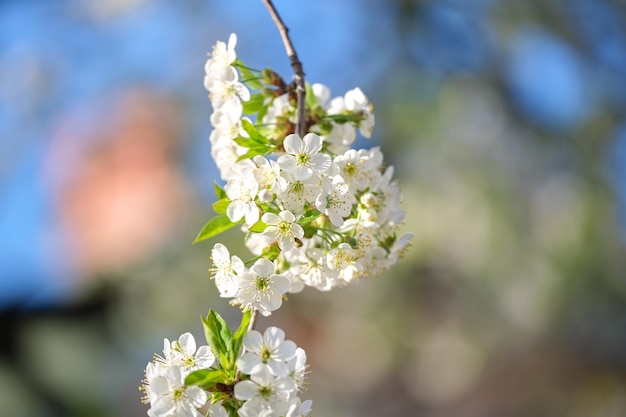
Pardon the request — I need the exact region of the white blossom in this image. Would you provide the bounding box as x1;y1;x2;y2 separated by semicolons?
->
238;326;297;377
277;133;331;180
235;258;290;316
315;175;354;227
147;366;207;417
262;210;304;251
225;172;259;226
210;243;244;297
234;365;295;413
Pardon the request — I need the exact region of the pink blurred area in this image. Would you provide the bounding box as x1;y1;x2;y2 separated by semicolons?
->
44;89;192;277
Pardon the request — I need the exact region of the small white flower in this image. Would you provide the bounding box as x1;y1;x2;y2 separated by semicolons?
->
236;258;290;316
238;326;297;377
253;155;286;200
315;175;355;227
344;87;375;138
147;366;207;417
162;333;215;375
210;243;244;298
141;361;166;405
209;67;250;119
277;173;320;214
331;148;376;192
277;133;331;180
234;365;295;409
262;210;304;251
291;247;341;291
226;172;259;225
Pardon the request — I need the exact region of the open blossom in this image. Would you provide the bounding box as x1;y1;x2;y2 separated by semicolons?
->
234;365;296;414
208;67;250;119
277;133;331;180
235;258;290;316
238;326;297;377
262;210;304;251
210;243;244;297
225;171;259;225
315;175;355;227
204;33;238;90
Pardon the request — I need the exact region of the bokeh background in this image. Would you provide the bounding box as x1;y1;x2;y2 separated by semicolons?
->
2;0;626;416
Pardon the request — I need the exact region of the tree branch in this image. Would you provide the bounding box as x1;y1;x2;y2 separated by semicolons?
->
261;0;307;138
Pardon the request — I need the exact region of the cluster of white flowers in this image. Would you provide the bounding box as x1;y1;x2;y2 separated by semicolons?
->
203;34;412;308
141;329;311;417
141;333;215;417
235;327;311;417
140;31;411;417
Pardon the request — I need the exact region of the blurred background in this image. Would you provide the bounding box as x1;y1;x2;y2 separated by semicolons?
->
2;0;626;416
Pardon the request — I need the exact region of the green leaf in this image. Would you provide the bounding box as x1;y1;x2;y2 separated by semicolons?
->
242;93;265;115
262;243;281;261
298;209;322;226
236;62;264;90
229;310;252;365
212;198;231;215
202;310;233;370
236;148;268;162
241;119;270;145
233;136;269;150
184;368;225;389
305;82;319;110
214;181;227;200
248;219;267;233
193;215;242;244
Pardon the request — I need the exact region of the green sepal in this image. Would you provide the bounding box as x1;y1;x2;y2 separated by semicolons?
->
194;215;242;244
214;181;227;200
212;198;231;215
248;219;267;233
242;93;266;115
184;368;225;390
228;309;252;366
202;310;234;370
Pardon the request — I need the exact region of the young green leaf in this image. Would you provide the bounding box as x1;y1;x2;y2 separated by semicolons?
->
261;243;281;261
212;198;231;215
184;368;225;390
193;215;242;244
214;181;227;200
305;82;320;110
248;219;267;233
242;93;266;115
235;63;264;90
241;119;271;145
202;310;233;369
229;309;252;365
298;209;322;226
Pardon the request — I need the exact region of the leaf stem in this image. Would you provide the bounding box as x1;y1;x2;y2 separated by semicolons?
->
248;309;258;332
261;0;306;138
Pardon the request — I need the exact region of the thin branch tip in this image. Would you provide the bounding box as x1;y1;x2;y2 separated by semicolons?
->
262;0;307;138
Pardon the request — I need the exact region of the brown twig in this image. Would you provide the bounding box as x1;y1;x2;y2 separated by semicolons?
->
261;0;307;138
